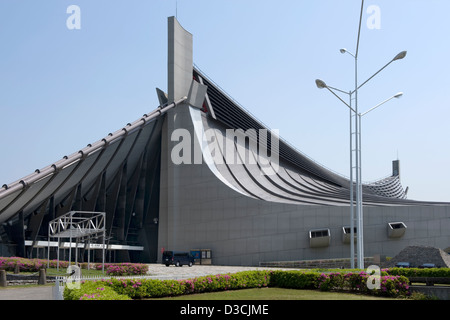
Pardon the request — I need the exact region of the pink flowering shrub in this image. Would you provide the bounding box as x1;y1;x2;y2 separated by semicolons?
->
272;270;410;298
341;271;410;297
0;257;147;276
316;272;345;291
106;278;185;299
63;280;131;300
373;274;410;297
105;263;148;276
64;269;412;300
178;271;271;294
0;257;68;272
65;271;272;300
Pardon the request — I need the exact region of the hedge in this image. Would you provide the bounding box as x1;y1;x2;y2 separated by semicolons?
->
102;263;149;276
268;270;317;289
0;257;148;276
385;267;450;278
314;271;410;297
64;269;412;300
0;257;69;272
65;271;271;300
63;280;131;300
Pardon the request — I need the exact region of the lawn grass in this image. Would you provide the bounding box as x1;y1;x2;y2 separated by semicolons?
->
148;287;397;300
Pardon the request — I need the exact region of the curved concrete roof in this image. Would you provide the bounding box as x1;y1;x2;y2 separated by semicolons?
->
192;67;448;207
0;98;186;225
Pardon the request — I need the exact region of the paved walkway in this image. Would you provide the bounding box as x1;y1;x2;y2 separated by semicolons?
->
145;263;291;279
0;264;296;300
0;285;53;300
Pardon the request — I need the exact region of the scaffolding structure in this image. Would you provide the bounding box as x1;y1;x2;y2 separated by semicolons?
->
47;211;106;272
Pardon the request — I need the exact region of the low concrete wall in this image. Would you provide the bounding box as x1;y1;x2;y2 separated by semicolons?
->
410;285;450;300
259;257;375;269
4;272;55;286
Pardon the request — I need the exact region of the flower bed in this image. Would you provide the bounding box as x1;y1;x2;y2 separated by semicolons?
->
64;269;412;300
104;263;149;276
0;257;148;276
270;270;410;297
63;280;131;300
0;257;65;272
65;271;272;300
314;271;410;297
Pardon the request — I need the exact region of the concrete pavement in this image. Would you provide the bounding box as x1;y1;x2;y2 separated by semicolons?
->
0;285;53;300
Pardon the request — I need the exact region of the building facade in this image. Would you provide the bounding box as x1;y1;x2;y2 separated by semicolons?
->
0;17;449;266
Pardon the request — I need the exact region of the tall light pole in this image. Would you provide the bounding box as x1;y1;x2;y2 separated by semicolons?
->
314;1;406;269
341;46;406;269
316;77;403;269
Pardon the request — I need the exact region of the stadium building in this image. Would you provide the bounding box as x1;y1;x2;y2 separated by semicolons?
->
0;17;449;266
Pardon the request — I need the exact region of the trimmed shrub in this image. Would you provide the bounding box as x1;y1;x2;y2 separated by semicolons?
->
386;267;450;278
184;271;271;294
57;268;435;300
269;270;319;289
64;270;272;300
316;272;345;291
0;257;59;272
344;271;369;294
63;280;131;300
105;263;148;276
0;257;148;276
106;278;185;299
342;271;410;297
377;275;410;297
270;270;410;298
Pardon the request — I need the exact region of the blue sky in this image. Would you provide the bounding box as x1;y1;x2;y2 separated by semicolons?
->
0;0;449;202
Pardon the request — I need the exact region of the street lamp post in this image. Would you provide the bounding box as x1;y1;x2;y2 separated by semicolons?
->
315;0;407;270
340;45;406;268
315;60;405;269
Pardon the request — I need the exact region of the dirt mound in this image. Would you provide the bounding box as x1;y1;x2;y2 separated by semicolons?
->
386;245;450;268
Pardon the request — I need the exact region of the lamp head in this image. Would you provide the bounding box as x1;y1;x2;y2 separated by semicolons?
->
394;92;404;98
393;51;407;61
340;48;347;54
315;79;327;89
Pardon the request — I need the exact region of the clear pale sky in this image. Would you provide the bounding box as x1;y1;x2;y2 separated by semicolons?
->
0;1;449;202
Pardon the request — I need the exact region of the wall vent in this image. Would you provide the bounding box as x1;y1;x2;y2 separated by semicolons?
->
342;226;357;244
387;222;407;238
309;229;331;248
